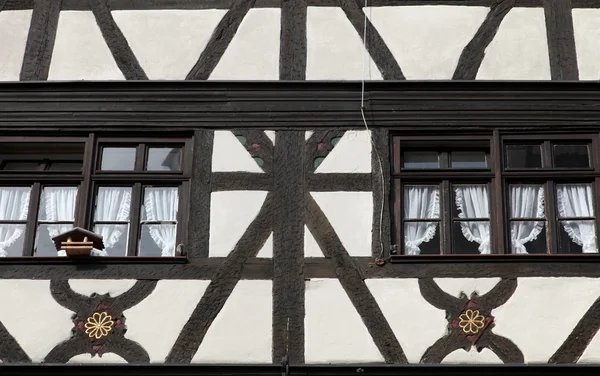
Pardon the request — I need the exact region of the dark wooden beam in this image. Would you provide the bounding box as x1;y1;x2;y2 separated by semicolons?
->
280;0;307;80
544;0;579;80
19;0;62;81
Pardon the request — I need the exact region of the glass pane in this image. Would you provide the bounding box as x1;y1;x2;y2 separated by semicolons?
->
35;223;73;256
100;147;136;170
556;183;594;219
1;161;40;171
139;224;177;256
0;187;31;220
94;187;132;221
510;221;547;254
38;187;78;221
553;144;590;168
93;224;128;256
147;148;181;171
453;221;490;254
451;152;487;168
558;220;597;254
509;185;545;219
402;152;439;169
47;161;83;171
0;224;26;256
141;187;178;221
506;144;542;169
453;185;489;219
404;185;439;219
404;222;440;255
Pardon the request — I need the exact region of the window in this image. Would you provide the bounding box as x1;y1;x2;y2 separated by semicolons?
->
0;137;190;257
391;135;599;256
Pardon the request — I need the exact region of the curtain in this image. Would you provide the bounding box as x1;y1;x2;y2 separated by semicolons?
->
93;187;132;256
0;187;31;257
557;184;598;253
404;186;439;255
455;185;491;254
144;187;178;256
510;185;545;254
44;187;78;238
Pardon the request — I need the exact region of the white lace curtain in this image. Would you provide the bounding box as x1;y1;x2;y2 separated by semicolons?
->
510;185;545;254
93;187;132;256
557;184;598;253
144;188;178;256
404;186;439;255
43;187;78;238
0;187;31;257
455;185;491;254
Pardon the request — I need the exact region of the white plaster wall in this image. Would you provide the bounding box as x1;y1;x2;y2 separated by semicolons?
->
212;131;264;173
193;280;272;363
441;348;502;364
365;6;488;80
210;9;280;80
256;232;273;258
0;280;73;362
68;279;137;297
209;191;268;257
311;192;372;257
493;277;600;363
112;10;226;80
49;11;124;80
315;130;371;174
305;279;383;363
573;9;600;80
0;10;32;81
477;8;550;80
434;278;501;299
124;280;210;362
305;225;325;257
366;279;446;363
67;353;127;363
306;7;381;80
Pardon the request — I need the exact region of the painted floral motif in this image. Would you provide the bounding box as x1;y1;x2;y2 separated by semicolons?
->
458;309;485;334
84;312;114;339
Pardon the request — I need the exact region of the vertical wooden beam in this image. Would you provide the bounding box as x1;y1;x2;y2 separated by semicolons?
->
544;0;579;80
20;0;62;81
280;0;307;80
272;131;305;363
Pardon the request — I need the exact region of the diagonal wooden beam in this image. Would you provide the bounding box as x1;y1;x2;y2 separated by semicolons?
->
186;0;255;80
165;193;274;363
0;320;31;363
543;0;579;80
453;0;516;80
338;0;405;80
20;0;62;81
305;130;346;174
88;0;148;80
232;130;274;174
305;194;408;364
280;0;307;80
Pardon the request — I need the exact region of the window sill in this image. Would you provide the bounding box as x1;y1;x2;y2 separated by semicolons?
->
0;256;189;265
389;254;600;263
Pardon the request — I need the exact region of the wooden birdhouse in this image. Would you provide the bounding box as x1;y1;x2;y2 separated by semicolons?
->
51;227;105;257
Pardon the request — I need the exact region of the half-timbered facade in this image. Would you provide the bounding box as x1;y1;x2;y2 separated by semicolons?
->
1;0;600;371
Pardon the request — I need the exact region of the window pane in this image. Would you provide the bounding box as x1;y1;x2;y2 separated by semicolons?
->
556;183;594;220
509;185;545;219
38;187;78;221
35;223;73;257
0;187;31;221
1;161;40;171
141;187;178;221
94;187;132;221
402;152;439;169
93;224;128;256
100;147;136;170
451;152;487;168
139;224;177;256
404;185;439;219
453;221;490;254
553;144;590;168
147;148;181;171
506;144;542;169
453;185;489;219
404;222;439;255
47;161;83;171
0;224;26;256
510;221;547;254
558;220;597;254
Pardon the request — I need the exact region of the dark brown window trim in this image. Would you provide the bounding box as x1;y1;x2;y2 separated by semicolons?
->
389;254;600;263
0;256;189;265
